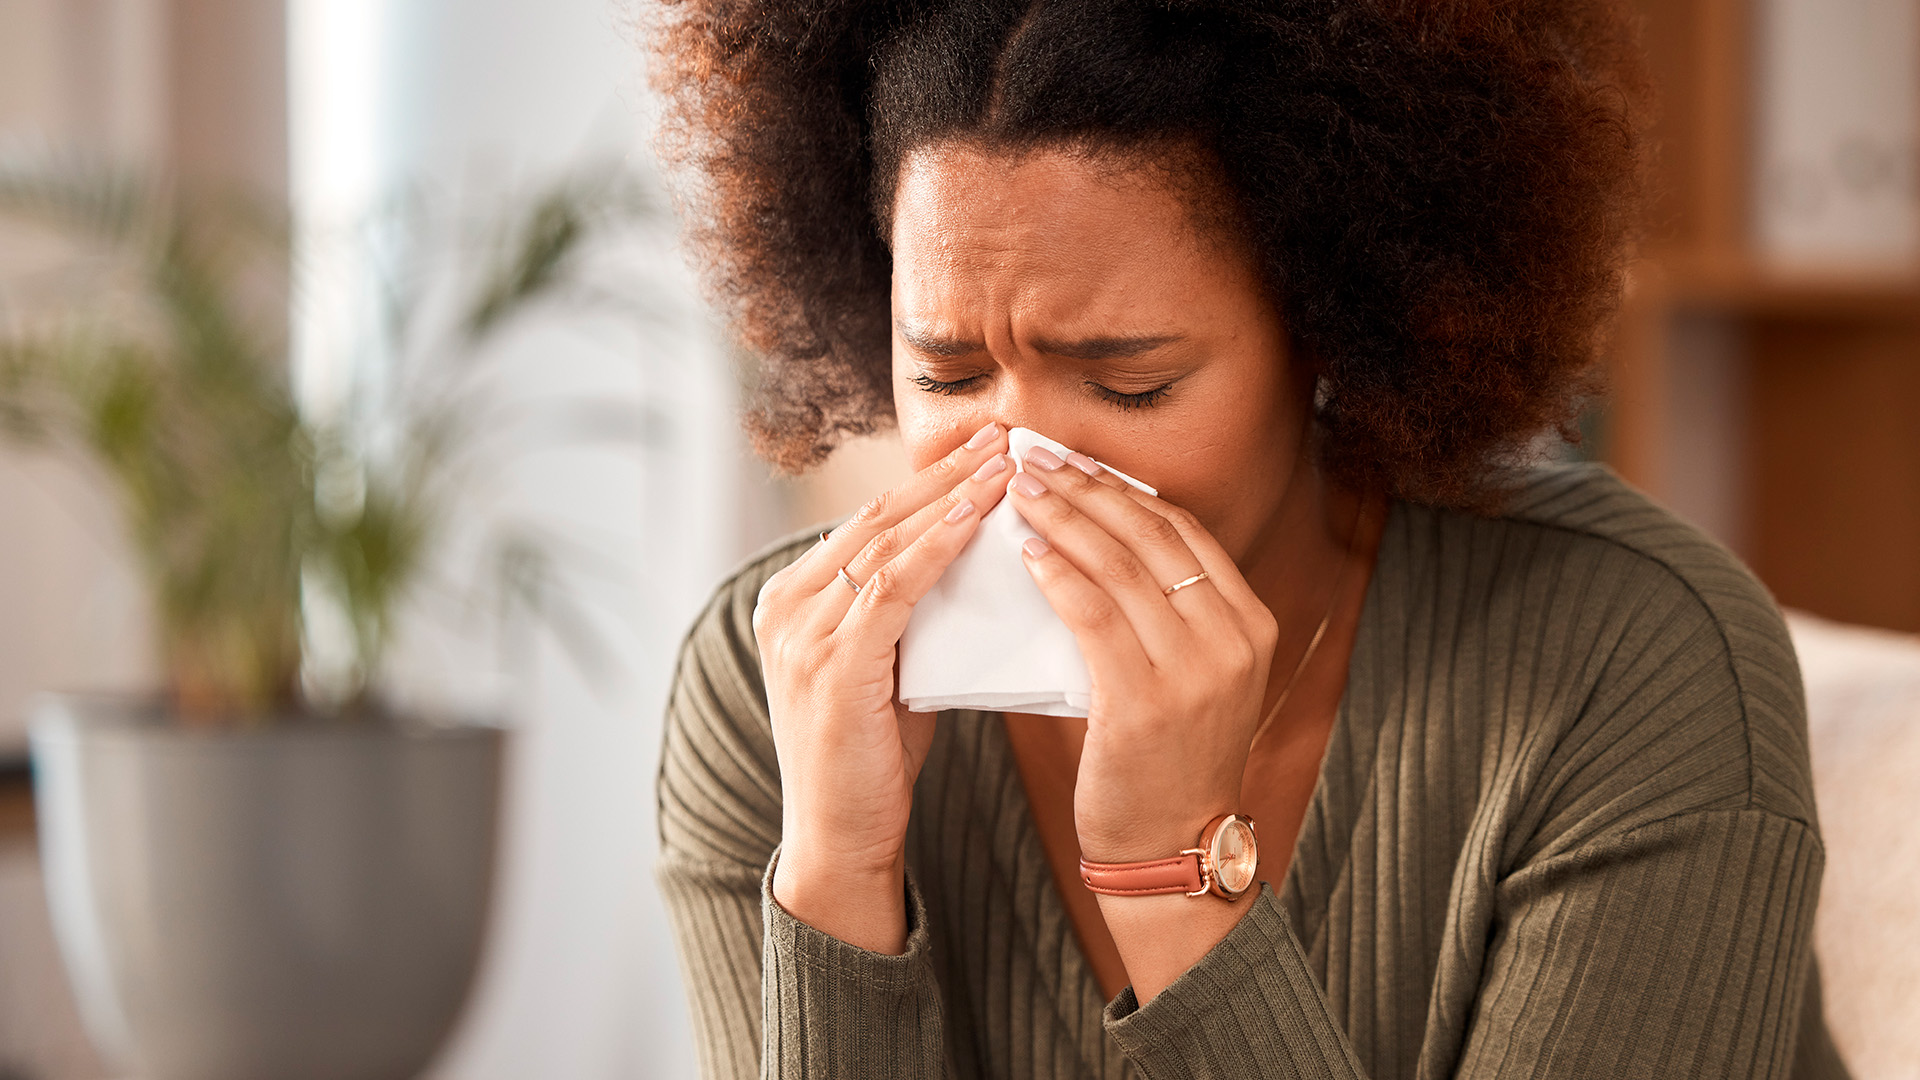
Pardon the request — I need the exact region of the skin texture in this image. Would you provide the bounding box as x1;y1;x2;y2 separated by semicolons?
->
760;141;1387;1004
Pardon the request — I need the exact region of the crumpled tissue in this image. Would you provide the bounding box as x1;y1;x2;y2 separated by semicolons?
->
896;427;1155;717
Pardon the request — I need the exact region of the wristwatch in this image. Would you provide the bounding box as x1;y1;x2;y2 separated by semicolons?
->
1078;814;1259;900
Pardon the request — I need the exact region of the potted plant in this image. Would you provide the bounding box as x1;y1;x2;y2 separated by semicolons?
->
0;163;655;1080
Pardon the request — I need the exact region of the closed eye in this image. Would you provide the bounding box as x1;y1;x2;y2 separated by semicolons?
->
909;371;1176;409
908;372;984;396
1088;381;1174;409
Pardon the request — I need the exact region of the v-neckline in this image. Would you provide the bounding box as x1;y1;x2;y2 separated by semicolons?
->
973;494;1401;1043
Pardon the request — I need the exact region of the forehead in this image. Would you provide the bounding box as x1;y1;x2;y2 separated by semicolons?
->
888;142;1232;320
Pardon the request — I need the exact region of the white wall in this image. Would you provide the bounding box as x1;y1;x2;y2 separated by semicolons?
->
0;0;170;756
287;2;765;1076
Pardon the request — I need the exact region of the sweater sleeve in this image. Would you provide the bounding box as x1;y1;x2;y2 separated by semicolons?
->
655;537;947;1079
759;848;946;1076
1103;886;1368;1079
1105;807;1823;1079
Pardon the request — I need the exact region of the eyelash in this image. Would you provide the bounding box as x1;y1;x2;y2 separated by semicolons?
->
908;372;1174;410
908;372;980;396
1087;382;1173;410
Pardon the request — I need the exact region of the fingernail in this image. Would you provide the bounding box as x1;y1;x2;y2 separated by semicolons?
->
945;498;977;524
971;454;1008;481
1010;473;1047;498
965;422;1002;450
1066;452;1102;477
1025;445;1065;471
1022;537;1050;558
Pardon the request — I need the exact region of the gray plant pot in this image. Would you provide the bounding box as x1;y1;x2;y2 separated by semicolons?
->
29;694;504;1080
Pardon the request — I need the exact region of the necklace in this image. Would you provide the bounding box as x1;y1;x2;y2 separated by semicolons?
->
1246;498;1366;753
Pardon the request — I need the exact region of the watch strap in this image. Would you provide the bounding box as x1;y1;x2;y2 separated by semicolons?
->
1078;850;1207;896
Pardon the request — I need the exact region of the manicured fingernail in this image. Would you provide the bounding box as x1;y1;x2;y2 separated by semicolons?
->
1022;537;1050;558
1024;446;1065;471
971;454;1008;481
1010;473;1047;498
945;498;976;524
965;422;1002;450
1066;452;1102;477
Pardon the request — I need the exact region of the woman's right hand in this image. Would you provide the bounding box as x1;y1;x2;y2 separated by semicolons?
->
754;420;1012;953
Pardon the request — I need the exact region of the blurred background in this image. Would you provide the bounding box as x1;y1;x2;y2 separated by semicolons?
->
0;0;1914;1078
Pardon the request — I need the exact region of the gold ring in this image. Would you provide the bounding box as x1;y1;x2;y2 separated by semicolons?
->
1162;571;1210;596
836;566;862;594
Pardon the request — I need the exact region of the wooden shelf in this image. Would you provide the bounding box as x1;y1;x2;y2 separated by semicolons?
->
1635;252;1920;323
1607;0;1920;633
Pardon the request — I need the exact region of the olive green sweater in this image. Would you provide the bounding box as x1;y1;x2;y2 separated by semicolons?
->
656;463;1848;1079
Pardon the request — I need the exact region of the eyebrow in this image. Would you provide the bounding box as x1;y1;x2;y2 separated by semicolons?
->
896;323;979;357
896;322;1184;361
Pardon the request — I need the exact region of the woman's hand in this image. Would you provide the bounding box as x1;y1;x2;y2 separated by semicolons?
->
755;421;1012;954
1008;443;1281;996
1011;443;1280;861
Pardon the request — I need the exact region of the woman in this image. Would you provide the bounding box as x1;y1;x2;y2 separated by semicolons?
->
647;1;1845;1077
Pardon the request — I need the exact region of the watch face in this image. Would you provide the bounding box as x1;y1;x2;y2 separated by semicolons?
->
1210;817;1258;896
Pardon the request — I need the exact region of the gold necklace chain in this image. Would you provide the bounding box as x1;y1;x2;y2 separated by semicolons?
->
1247;498;1365;753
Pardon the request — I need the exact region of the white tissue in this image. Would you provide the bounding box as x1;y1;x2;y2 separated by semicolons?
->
896;427;1156;717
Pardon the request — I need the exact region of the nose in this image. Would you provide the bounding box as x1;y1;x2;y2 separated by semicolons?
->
992;387;1108;462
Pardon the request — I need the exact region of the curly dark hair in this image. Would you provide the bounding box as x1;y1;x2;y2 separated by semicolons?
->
648;0;1649;509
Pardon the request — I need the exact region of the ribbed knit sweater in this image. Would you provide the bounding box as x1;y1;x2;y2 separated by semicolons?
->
656;462;1849;1079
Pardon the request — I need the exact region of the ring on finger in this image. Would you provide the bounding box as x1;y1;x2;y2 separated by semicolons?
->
1162;571;1211;596
835;565;862;594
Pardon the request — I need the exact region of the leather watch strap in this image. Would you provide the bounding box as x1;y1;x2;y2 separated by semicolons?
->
1078;851;1206;896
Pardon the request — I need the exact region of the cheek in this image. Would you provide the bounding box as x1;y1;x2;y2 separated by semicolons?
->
896;410;958;472
1132;378;1299;558
1149;443;1255;526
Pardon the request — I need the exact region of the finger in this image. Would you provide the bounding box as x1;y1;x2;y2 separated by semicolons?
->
796;421;1010;589
1020;446;1228;610
1060;449;1133;493
804;450;1013;634
842;450;1012;586
833;483;995;652
1102;491;1282;674
1039;448;1223;598
1115;486;1270;626
1006;455;1205;658
1016;534;1153;683
1017;445;1242;632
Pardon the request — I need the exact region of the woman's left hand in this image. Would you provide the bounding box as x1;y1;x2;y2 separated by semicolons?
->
1008;444;1281;868
1008;443;1283;1001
